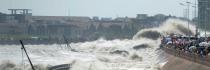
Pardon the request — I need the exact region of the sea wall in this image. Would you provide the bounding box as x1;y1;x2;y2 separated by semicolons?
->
162;55;210;70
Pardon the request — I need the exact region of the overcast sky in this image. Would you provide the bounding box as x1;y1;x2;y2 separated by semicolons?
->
0;0;196;18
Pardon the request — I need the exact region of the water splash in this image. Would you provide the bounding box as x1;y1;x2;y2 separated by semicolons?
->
0;18;198;70
133;19;196;40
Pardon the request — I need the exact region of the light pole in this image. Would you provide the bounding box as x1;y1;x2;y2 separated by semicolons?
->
189;1;198;37
187;2;190;38
205;8;207;38
180;3;188;18
180;2;191;39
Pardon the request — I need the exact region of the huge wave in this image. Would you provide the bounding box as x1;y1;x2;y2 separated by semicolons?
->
0;19;197;70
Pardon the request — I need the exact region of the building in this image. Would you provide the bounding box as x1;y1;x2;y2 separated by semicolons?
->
92;16;99;21
0;12;7;23
136;14;148;19
27;16;91;24
115;17;131;22
101;17;112;21
198;0;210;30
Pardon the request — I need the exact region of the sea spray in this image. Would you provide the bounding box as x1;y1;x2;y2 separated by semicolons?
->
0;19;198;70
133;19;196;40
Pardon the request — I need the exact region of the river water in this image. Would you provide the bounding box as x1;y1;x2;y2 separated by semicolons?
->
0;19;195;70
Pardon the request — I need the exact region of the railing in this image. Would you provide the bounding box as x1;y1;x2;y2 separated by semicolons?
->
162;46;210;67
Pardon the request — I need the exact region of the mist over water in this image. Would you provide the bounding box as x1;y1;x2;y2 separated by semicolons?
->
0;19;196;70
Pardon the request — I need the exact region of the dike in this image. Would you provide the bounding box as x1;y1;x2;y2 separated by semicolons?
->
161;47;210;70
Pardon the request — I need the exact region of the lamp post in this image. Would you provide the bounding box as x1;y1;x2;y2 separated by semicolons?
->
205;8;207;38
180;2;191;39
189;1;198;37
187;2;190;39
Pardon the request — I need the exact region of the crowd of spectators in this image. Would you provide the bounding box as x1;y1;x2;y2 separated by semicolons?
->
161;35;210;56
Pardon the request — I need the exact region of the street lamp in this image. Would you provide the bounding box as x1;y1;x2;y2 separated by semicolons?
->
180;2;191;39
188;1;198;37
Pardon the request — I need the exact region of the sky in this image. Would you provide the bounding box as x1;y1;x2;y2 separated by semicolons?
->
0;0;196;18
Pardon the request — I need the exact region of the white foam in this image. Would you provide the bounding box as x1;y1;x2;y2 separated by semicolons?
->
0;18;198;70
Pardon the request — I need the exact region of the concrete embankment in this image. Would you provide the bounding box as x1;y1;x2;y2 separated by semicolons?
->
162;55;210;70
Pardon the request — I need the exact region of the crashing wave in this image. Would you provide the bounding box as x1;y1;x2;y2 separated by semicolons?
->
0;18;199;70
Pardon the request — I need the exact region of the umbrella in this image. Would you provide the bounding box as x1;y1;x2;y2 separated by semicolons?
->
199;42;208;47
